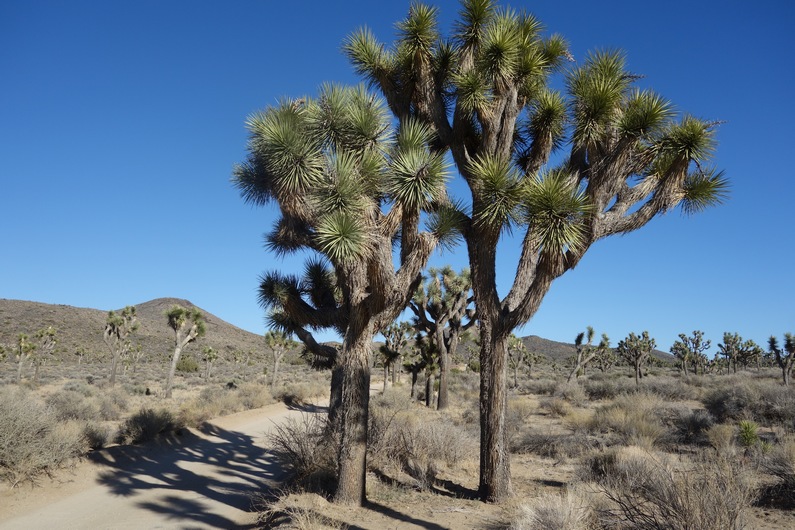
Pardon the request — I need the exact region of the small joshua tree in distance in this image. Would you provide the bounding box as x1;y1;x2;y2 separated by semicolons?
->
164;305;205;398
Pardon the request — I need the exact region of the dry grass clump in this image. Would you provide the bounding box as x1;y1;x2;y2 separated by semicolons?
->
588;393;679;449
583;378;633;401
0;387;86;486
553;382;588;406
511;490;594;530
523;378;558;396
368;390;475;490
672;408;715;445
641;375;698;401
45;389;101;421
259;493;348;529
542;397;573;417
179;382;276;426
267;413;336;494
512;431;597;459
273;380;327;407
703;379;795;426
116;407;181;445
582;447;756;530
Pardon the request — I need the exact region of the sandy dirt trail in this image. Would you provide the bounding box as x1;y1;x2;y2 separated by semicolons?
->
0;400;323;529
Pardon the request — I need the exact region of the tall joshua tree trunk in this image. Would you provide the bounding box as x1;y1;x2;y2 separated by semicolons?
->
478;324;511;502
335;316;374;506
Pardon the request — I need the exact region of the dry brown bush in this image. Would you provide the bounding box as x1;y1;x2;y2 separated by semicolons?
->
511;490;594;530
0;387;86;486
368;390;475;490
582;447;756;530
267;413;336;494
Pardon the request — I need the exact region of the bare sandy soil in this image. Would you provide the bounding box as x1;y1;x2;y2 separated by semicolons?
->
0;400;313;529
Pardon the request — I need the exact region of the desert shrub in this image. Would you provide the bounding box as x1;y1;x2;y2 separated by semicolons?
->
523;378;558;396
512;431;596;459
705;423;737;456
62;380;95;397
45;389;100;421
673;408;714;445
583;378;625;400
511;490;593;530
267;413;336;494
82;421;113;450
259;493;347;530
175;354;200;373
273;381;327;406
588;393;676;449
704;381;795;427
368;391;474;489
97;388;129;421
644;376;697;401
116;407;181;445
763;435;795;501
0;387;86;486
542;397;573;417
237;382;275;409
583;447;756;530
553;382;588;406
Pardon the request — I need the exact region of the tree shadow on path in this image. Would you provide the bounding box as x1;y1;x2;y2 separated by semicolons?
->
91;423;284;528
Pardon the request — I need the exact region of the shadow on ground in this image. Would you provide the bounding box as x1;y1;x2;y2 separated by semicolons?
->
91;423;284;529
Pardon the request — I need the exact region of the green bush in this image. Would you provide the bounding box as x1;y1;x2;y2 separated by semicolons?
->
176;354;200;373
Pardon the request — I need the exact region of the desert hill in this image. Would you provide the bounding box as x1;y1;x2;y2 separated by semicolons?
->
0;298;674;366
0;298;266;363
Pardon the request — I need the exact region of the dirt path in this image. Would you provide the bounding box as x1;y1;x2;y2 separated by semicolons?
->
0;400;323;529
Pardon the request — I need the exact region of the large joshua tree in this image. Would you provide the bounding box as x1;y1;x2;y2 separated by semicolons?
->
234;84;453;504
343;1;727;501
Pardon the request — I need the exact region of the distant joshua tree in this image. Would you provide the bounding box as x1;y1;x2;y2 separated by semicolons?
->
32;326;56;383
671;330;711;377
265;329;293;389
768;334;795;386
103;306;138;386
566;327;608;383
379;321;412;390
15;333;35;383
202;346;218;379
164;305;205;398
617;331;656;388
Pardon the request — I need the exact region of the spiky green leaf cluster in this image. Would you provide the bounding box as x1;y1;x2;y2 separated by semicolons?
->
681;168;729;215
469;154;523;232
523;170;591;253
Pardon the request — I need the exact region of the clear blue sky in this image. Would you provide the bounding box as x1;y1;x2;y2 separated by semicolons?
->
2;1;793;355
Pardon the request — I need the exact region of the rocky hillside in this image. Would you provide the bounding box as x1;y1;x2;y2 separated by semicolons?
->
0;298;266;363
0;297;674;366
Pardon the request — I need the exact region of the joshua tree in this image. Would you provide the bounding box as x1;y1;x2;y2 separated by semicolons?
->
671;330;711;377
235;84;452;505
718;332;743;374
202;346;218;378
32;326;56;383
566;327;607;383
265;329;293;389
409;266;475;409
769;334;795;386
343;0;727;501
164;305;205;398
103;306;138;386
15;333;35;383
507;333;537;388
738;339;763;370
379;321;412;389
593;334;615;373
616;331;656;388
